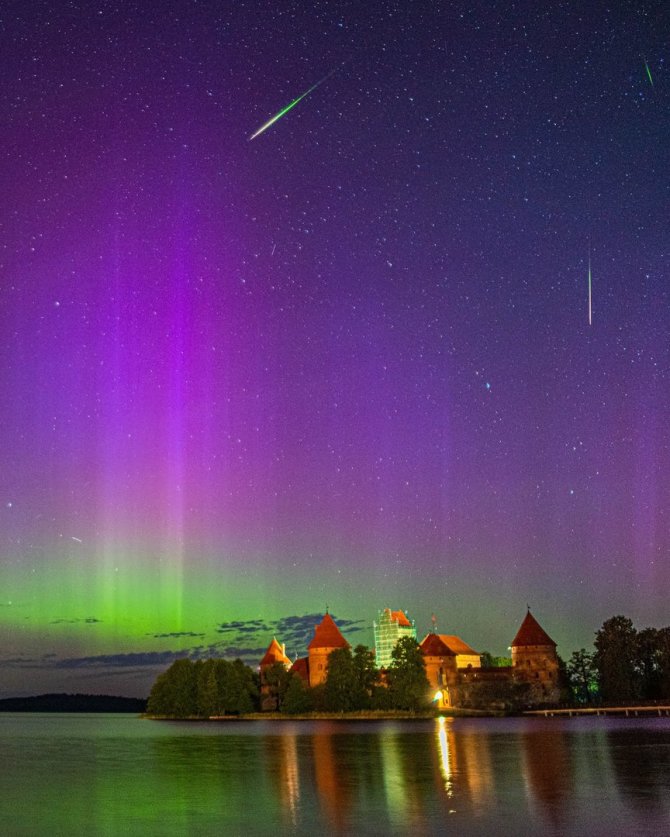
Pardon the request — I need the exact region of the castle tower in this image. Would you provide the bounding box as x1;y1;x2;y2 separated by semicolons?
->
373;608;417;669
307;613;350;688
511;611;560;705
259;637;292;711
259;637;291;673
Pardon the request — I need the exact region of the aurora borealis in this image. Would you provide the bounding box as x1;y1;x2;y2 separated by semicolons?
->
1;1;668;697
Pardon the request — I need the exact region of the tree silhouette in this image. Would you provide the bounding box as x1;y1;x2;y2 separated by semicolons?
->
386;636;430;711
594;616;639;702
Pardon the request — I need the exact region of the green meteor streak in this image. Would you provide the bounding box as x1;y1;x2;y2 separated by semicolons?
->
249;73;332;141
645;60;653;86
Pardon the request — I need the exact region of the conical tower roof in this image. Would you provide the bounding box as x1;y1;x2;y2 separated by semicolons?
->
511;611;556;648
260;637;291;668
307;613;350;650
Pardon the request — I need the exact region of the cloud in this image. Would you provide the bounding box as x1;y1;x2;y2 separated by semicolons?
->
212;612;368;659
0;657;42;666
0;612;370;678
0;652;66;668
55;651;188;669
219;645;267;660
216;619;268;634
49;617;102;625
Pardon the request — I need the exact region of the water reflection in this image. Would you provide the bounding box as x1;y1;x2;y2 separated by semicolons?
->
2;715;670;834
263;729;301;830
521;723;574;827
258;718;670;833
312;728;353;831
607;726;670;817
379;724;411;824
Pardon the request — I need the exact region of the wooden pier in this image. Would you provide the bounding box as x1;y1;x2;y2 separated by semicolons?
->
525;706;670;718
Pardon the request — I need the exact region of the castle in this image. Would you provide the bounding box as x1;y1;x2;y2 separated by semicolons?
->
259;608;560;710
421;610;560;709
259;612;351;710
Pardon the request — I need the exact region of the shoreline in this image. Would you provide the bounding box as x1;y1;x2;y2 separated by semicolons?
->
143;704;670;722
143;708;507;721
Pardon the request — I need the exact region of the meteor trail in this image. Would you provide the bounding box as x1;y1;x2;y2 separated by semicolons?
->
249;72;334;141
644;60;653;86
588;252;592;326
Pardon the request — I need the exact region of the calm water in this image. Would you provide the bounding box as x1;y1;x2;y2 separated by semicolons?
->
1;714;669;835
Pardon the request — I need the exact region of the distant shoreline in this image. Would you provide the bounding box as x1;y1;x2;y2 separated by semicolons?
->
0;694;147;713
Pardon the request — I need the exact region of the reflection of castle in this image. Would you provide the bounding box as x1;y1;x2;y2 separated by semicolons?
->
259;608;560;710
260;715;578;832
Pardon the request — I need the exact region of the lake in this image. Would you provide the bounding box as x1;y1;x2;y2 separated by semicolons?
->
1;714;669;835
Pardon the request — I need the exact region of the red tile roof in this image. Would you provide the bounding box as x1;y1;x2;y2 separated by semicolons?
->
307;613;350;650
420;634;457;656
260;637;291;668
420;633;479;657
438;635;480;656
390;610;411;627
511;611;556;647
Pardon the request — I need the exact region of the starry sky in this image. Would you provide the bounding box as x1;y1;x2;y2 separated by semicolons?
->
1;0;668;697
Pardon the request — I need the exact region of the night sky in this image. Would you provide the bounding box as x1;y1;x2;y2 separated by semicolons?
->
1;1;668;697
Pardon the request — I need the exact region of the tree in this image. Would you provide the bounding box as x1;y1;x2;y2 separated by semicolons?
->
594;616;639;702
324;647;357;711
146;669;173;716
637;628;662;700
197;659;221;717
352;644;379;709
480;651;512;668
147;658;198;717
566;649;597;704
386;636;430;711
657;627;670;699
263;662;292;711
231;658;259;713
147;656;260;717
282;674;313;714
370;683;393;710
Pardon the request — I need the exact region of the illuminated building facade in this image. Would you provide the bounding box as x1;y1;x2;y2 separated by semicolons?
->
260;609;559;711
373;608;417;668
420;633;481;709
421;611;560;709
